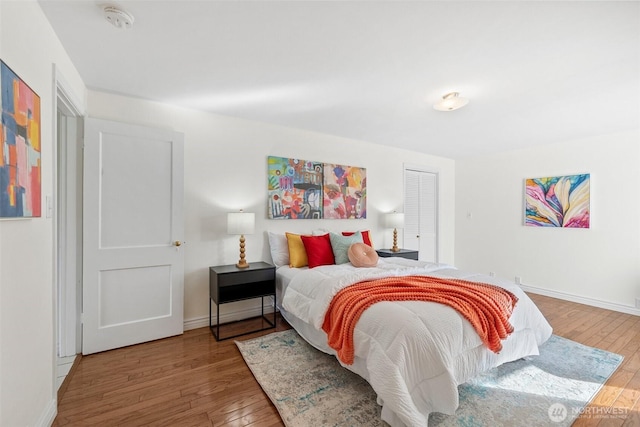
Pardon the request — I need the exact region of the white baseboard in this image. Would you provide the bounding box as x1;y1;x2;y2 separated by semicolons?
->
183;316;209;331
36;398;56;427
521;284;640;317
184;303;276;331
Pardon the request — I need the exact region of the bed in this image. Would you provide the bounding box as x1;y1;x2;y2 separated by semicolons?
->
275;256;553;427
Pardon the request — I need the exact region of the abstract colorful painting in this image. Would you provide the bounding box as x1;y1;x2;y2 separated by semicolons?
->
525;174;590;228
267;156;366;220
1;60;41;218
268;156;324;219
323;163;366;219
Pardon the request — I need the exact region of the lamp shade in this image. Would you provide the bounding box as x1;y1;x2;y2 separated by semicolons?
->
385;212;405;229
227;211;255;235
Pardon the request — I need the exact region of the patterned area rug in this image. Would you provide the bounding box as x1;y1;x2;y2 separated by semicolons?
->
236;330;623;427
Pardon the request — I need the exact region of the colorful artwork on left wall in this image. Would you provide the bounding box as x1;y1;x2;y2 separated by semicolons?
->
1;60;41;218
524;173;590;228
268;156;324;219
267;156;366;219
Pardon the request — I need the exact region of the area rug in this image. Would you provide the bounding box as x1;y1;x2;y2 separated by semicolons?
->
236;330;623;427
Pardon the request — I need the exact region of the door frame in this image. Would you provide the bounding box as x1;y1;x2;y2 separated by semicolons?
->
53;65;85;366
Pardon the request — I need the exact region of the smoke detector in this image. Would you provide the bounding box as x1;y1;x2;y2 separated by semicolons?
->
103;6;135;30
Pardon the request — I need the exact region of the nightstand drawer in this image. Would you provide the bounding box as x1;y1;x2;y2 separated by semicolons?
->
217;268;275;287
217;279;274;303
209;263;275;304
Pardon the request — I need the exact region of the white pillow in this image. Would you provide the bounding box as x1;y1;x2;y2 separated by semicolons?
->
267;232;289;267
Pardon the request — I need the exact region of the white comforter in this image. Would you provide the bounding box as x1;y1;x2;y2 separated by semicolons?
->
281;258;553;427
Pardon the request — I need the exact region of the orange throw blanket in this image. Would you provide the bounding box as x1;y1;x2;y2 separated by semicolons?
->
321;275;518;365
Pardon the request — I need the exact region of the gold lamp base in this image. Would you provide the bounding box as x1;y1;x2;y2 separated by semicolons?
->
391;228;400;252
236;235;250;268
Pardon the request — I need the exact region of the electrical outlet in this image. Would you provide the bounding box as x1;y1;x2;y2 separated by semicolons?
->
489;272;495;277
515;276;521;285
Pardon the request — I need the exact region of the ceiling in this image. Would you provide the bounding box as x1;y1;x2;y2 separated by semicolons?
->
38;1;639;159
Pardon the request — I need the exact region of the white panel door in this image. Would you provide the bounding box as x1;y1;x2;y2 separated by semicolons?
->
404;168;438;262
83;118;184;355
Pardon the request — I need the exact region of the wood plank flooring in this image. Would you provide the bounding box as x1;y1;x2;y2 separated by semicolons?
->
54;294;640;426
529;294;640;427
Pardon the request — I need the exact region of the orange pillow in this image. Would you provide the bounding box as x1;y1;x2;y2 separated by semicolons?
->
301;234;335;268
348;242;379;267
286;232;308;268
342;230;374;248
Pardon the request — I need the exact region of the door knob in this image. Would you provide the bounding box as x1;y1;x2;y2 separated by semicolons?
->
174;241;182;247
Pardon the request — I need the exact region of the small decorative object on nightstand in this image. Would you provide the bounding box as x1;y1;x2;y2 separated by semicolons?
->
376;248;419;260
384;212;405;252
209;261;276;340
227;210;255;268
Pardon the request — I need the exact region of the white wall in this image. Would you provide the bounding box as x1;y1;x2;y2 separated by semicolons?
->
86;90;456;325
455;130;640;313
0;1;86;426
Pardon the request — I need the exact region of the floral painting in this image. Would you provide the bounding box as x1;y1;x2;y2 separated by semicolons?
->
1;60;41;218
525;174;590;228
323;163;366;219
267;156;366;219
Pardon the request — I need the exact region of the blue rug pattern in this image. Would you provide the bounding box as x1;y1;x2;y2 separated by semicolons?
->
430;335;623;426
237;330;623;427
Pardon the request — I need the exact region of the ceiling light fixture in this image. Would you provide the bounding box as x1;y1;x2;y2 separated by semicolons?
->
433;92;469;112
103;6;135;30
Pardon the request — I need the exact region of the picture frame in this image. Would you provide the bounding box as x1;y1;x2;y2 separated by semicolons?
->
1;60;42;218
267;156;366;220
524;173;590;228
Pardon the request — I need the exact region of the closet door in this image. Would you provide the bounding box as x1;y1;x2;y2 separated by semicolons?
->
404;168;438;262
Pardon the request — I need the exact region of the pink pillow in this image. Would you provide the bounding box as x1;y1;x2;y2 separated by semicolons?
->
342;230;374;248
301;234;335;268
348;242;379;267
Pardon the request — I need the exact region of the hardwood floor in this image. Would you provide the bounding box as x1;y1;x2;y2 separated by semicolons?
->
54;316;291;427
528;294;640;427
54;295;640;426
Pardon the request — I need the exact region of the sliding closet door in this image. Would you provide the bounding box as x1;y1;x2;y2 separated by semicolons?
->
404;168;438;262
